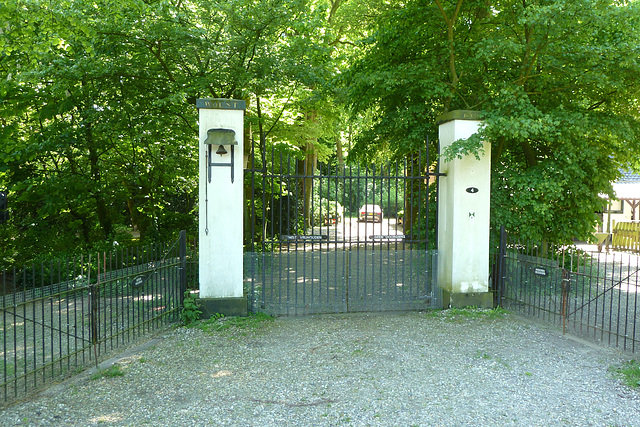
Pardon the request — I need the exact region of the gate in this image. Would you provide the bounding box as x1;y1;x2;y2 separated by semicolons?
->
244;142;441;315
495;227;640;354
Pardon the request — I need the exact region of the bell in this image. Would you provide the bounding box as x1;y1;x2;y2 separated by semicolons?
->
216;145;228;155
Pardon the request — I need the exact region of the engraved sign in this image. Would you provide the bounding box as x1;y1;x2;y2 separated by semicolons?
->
533;267;548;277
283;235;327;241
435;110;484;124
370;235;406;240
197;98;246;110
131;275;147;288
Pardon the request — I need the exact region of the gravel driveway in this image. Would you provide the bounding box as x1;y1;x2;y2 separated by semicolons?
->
2;310;639;426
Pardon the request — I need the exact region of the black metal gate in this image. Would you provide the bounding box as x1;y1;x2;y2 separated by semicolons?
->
495;226;640;354
244;143;441;315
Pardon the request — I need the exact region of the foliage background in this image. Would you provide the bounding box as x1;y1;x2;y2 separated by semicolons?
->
1;0;639;266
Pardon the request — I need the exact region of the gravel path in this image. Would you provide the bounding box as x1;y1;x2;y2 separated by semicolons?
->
2;310;639;426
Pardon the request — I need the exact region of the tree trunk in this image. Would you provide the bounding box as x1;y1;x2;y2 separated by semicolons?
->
300;111;318;229
85;120;113;240
243;98;255;247
336;134;345;170
403;153;422;239
298;144;317;230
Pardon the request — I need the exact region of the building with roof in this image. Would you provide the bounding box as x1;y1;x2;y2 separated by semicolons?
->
600;171;640;233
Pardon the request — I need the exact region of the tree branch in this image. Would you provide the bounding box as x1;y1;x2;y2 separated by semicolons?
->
434;0;465;111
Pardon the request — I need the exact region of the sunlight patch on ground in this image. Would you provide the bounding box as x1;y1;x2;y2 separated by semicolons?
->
617;283;640;294
91;414;124;423
210;370;232;378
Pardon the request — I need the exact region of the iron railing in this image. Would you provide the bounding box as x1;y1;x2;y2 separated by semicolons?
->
495;226;640;354
0;231;187;405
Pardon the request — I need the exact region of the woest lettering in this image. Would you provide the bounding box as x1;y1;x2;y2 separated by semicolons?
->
196;99;246;110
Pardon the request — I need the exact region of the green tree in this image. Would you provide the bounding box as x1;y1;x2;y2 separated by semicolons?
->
0;0;334;263
340;0;640;244
1;0;358;264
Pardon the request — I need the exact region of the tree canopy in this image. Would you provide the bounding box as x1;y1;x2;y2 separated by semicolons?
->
2;0;640;265
342;0;640;242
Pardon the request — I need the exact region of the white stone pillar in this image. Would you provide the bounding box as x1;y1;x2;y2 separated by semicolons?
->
437;110;492;308
197;98;246;316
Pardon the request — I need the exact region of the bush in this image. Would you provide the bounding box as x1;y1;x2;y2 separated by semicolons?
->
311;196;344;226
180;291;202;325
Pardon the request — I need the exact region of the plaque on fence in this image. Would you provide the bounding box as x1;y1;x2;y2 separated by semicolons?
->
131;275;151;288
533;267;548;277
370;235;406;240
282;235;328;242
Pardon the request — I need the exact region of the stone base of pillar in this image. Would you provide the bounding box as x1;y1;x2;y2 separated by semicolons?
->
199;297;247;318
441;290;493;309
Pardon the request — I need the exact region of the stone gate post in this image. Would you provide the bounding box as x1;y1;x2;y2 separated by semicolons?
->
197;98;247;317
436;110;492;308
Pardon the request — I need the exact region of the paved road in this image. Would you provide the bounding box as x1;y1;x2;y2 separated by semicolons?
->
311;217;405;244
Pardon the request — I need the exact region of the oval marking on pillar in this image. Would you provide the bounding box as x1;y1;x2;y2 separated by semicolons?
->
466;187;479;194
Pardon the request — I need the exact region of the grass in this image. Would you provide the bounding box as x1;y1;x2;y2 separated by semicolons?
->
610;360;640;388
90;364;125;380
192;312;275;334
424;306;509;321
4;363;16;377
474;350;510;369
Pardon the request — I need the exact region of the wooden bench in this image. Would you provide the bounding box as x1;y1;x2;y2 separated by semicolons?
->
611;221;640;253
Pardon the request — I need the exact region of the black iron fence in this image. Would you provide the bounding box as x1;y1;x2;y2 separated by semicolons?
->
495;227;640;354
0;231;187;405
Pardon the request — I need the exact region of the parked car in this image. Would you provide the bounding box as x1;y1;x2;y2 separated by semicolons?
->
359;204;383;223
